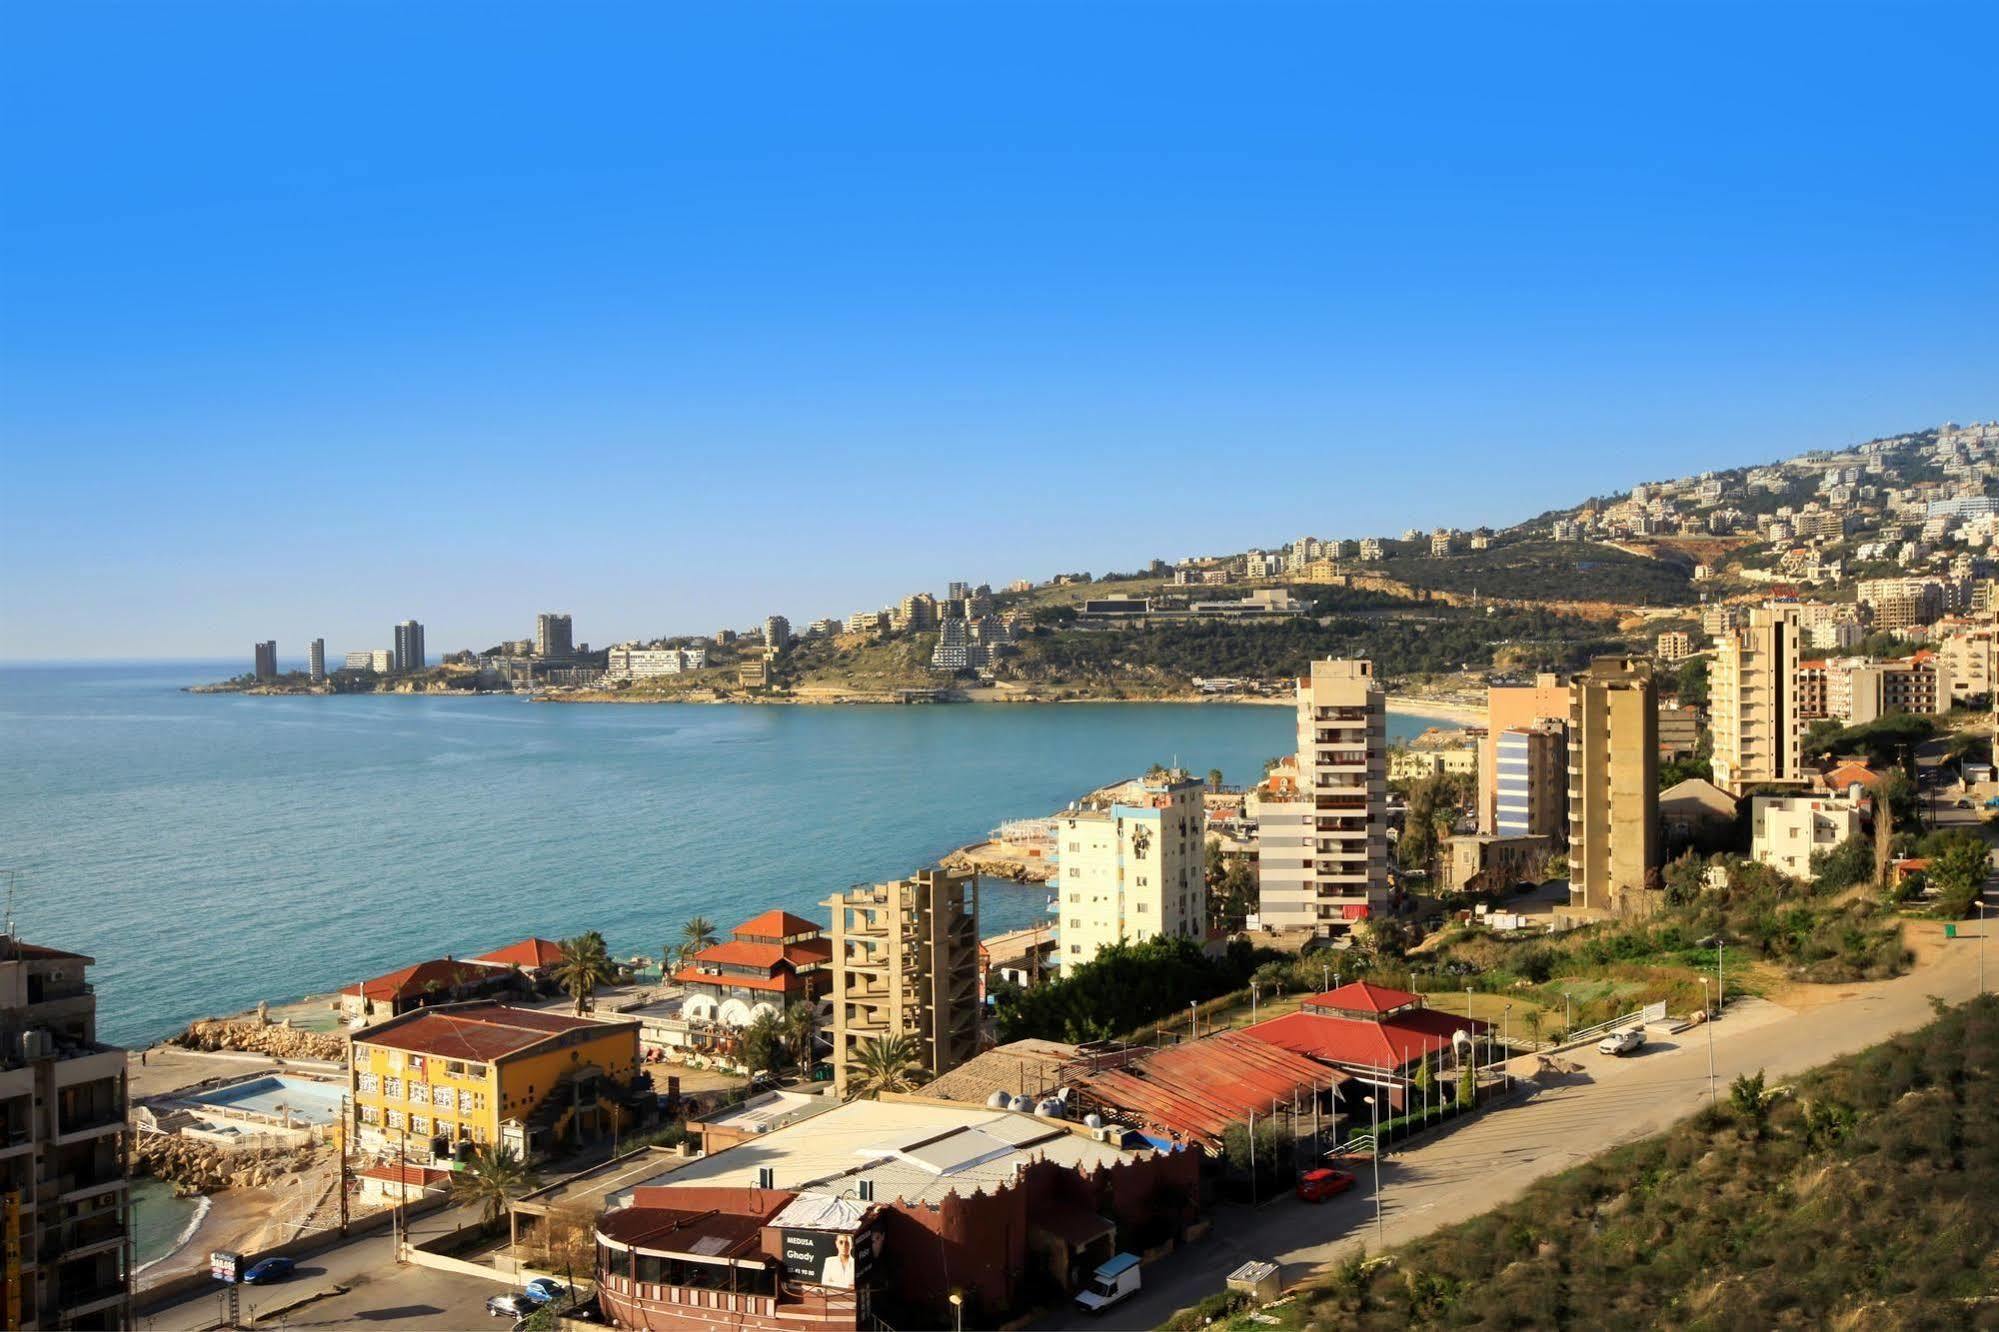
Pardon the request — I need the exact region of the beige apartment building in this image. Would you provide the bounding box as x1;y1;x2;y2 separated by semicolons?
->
1824;655;1952;724
1253;659;1389;935
1710;605;1805;796
1655;630;1695;662
823;869;979;1099
1568;657;1661;915
1054;770;1206;973
1937;624;1994;704
1480;674;1571;834
0;938;132;1330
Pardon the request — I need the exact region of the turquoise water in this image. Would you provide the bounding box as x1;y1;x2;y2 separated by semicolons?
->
181;1074;345;1124
131;1177;202;1269
1;662;1447;1047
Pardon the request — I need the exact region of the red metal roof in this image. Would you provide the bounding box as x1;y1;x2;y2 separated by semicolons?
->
598;1204;778;1263
682;938;831;973
343;957;505;1003
1244;1006;1488;1073
473;938;566;970
1300;979;1423;1015
1066;1030;1345;1147
358;1002;636;1063
359;1163;452;1186
671;966;796;993
731;910;824;942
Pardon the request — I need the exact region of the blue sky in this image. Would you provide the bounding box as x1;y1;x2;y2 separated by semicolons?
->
3;2;1994;661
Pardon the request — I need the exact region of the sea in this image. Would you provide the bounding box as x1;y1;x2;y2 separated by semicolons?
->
0;662;1454;1048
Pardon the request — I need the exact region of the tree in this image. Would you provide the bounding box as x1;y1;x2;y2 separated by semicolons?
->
452;1144;538;1225
1729;1068;1780;1137
779;1001;818;1071
553;932;616;1015
1673;657;1710;709
1810;835;1873;895
681;916;719;957
845;1033;929;1100
1926;833;1992;918
1522;1008;1544;1044
741;1012;785;1076
1207;768;1225;791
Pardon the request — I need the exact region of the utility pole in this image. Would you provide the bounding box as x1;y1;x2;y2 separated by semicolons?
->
337;1096;350;1237
1700;977;1716;1107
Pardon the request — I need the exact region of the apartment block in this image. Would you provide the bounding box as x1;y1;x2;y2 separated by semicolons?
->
535;613;574;659
307;638;326;683
606;646;708;679
253;640;277;679
1938;625;1995;703
1493;721;1567;842
1656;699;1702;760
1054;770;1206;972
1568;657;1661;915
1655;631;1695;662
1710;605;1804;796
393;619;426;673
1751;795;1863;879
0;938;132;1330
1480;674;1571;834
1254;660;1389;935
1824;656;1952;724
823;870;979;1099
763;616;791;651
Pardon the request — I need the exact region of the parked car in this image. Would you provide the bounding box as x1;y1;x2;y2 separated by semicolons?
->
1296;1167;1357;1203
243;1257;295;1284
1073;1252;1142;1314
523;1278;569;1303
487;1294;538;1318
1598;1028;1645;1056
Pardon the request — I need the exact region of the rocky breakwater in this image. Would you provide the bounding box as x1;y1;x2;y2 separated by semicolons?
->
135;1136;320;1193
170;1018;347;1062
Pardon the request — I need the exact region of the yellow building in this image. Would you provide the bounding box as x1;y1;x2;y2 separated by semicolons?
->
349;1001;641;1161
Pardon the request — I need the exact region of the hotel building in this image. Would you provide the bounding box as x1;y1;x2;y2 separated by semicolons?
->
1053;770;1206;972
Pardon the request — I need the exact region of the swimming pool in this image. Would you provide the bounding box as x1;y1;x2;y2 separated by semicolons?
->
182;1075;344;1126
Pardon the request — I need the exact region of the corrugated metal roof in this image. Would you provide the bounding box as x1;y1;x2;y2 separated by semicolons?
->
1066;1031;1343;1147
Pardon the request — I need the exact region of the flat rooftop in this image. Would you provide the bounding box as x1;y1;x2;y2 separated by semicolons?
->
623;1097;1147;1209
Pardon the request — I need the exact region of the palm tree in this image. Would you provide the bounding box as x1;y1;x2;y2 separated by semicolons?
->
779;1001;818;1072
845;1033;929;1101
682;916;719;958
452;1144;538;1226
553;933;616;1015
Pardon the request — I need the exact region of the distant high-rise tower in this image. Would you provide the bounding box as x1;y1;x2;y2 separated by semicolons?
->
307;638;326;683
535;612;574;659
393;620;426;674
1711;605;1804;796
1568;656;1661;914
763;615;791;651
253;641;277;678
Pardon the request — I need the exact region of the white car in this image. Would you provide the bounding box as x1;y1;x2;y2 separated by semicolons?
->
1598;1028;1645;1056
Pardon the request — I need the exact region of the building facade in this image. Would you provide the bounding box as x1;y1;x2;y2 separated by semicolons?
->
1493;721;1567;841
393;619;426;674
1480;674;1572;833
253;640;277;678
605;646;708;679
1710;605;1804;796
1053;770;1206;972
535;613;574;659
1750;795;1863;879
823;870;979;1099
764;616;792;651
1254;659;1389;935
307;638;326;683
1568;657;1661;914
673;912;832;1029
0;938;131;1330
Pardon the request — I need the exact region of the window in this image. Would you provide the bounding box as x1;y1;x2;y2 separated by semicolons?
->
386;1109;405;1131
458;1090;483;1113
433;1085;454;1108
407;1081;428;1103
1136;902;1149;913
357;1072;379;1094
1070;918;1082;928
407;1055;425;1076
359;1105;381;1126
383;1077;403;1101
1068;893;1080;903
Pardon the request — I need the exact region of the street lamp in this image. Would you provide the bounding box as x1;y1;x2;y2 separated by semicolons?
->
1361;1093;1384;1248
1251;981;1260;1022
1502;1004;1512;1092
949;1291;964;1332
1980;902;1988;996
1321;961;1330;993
1699;977;1716;1107
1189;1000;1198;1043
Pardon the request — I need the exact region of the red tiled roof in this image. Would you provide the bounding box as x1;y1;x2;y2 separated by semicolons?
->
685;939;830;972
359;1002;636;1063
343;958;505;1003
731;910;824;941
1300;980;1423;1014
1244;1007;1488;1073
1824;761;1884;790
672;966;797;993
1066;1030;1345;1147
473;938;566;970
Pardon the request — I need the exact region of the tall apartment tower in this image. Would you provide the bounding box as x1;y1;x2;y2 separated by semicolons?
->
1054;770;1207;973
823;869;979;1099
0;937;132;1329
535;613;574;659
1568;657;1661;915
1494;720;1568;842
1710;605;1804;796
307;638;326;683
1254;659;1389;935
393;619;426;674
1480;674;1570;833
253;641;278;679
763;616;791;651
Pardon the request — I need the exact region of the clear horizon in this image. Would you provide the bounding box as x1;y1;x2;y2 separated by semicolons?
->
4;3;1996;661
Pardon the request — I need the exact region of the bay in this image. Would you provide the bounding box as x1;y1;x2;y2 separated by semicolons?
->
0;662;1452;1047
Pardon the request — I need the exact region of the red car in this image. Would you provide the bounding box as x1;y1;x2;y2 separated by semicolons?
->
1296;1167;1357;1203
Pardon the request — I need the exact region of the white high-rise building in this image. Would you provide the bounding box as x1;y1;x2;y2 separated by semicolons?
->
1253;659;1389;935
307;638;326;682
1055;770;1207;972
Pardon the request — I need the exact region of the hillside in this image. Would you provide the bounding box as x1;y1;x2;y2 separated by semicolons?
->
1217;995;1999;1330
1373;538;1697;606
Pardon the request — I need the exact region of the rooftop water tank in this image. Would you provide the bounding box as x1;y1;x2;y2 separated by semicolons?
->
987;1090;1012;1109
1083;1112;1104;1130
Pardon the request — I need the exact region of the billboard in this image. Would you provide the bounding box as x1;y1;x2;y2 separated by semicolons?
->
779;1227;877;1290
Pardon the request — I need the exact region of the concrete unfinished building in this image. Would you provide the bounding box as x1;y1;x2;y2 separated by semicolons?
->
823;869;980;1099
1567;656;1662;916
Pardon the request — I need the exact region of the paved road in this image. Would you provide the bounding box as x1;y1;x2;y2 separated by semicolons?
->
1042;897;1995;1331
137;1200;502;1331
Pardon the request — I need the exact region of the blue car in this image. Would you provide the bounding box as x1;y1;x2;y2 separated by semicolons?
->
522;1278;568;1304
243;1257;295;1284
